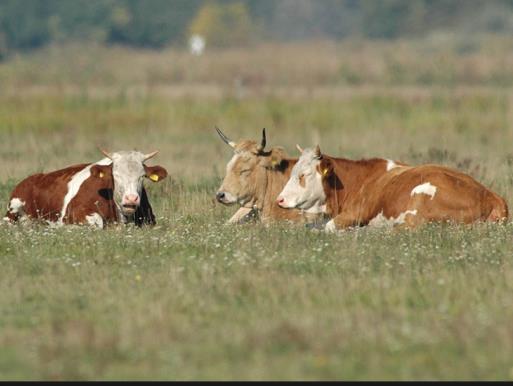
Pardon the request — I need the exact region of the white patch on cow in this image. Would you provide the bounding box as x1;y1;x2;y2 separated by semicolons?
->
8;198;25;214
386;159;400;171
411;182;437;200
86;213;104;228
278;148;326;211
368;209;418;227
324;219;337;233
58;158;111;224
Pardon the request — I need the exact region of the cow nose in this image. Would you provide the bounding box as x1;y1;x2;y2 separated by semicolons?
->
123;194;140;205
277;197;285;207
216;192;225;202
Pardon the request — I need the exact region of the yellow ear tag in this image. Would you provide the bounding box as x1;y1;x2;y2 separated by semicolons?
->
99;171;104;178
322;168;329;176
149;174;159;182
271;159;278;166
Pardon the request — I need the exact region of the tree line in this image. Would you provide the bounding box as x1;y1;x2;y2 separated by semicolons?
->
1;0;513;56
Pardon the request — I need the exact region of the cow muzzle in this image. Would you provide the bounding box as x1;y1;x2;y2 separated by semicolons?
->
276;196;297;209
216;191;237;205
122;193;140;214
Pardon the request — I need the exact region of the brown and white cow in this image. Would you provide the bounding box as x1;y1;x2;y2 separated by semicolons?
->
4;149;168;228
277;145;508;231
215;127;319;224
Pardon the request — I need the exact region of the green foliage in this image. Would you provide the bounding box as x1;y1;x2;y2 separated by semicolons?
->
3;0;513;54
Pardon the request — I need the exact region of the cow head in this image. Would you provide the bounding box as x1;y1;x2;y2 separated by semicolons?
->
90;149;167;217
216;127;287;207
276;145;329;214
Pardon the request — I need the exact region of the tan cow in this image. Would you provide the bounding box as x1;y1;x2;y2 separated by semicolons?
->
277;145;508;231
215;127;318;224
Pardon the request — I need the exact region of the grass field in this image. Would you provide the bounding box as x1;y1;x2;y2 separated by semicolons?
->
1;40;513;380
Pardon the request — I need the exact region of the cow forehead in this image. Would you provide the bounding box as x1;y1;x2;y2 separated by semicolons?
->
227;151;256;171
111;151;146;173
111;150;146;163
291;148;320;176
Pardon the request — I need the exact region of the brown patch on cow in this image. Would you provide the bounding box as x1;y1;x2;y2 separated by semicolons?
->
144;165;168;182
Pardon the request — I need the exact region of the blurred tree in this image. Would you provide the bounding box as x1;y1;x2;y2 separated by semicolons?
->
188;1;253;47
108;0;203;48
1;0;513;54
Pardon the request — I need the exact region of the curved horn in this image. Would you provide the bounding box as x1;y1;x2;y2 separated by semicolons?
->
296;144;304;154
144;150;159;161
314;144;322;159
98;146;113;160
215;126;236;148
257;128;267;152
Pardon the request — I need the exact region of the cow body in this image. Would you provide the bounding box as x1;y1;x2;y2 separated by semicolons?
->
5;150;167;228
215;128;318;224
278;147;508;231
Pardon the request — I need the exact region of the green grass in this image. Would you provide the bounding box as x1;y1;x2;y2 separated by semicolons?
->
1;41;513;380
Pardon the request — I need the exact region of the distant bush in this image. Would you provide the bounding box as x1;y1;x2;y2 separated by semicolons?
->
188;2;253;48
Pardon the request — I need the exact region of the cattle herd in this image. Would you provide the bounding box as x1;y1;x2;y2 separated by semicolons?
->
3;128;509;232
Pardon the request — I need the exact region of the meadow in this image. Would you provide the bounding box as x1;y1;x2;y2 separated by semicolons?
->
1;39;513;380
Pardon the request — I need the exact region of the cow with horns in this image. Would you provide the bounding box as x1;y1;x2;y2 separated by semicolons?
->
277;145;508;231
4;149;168;228
215;127;322;224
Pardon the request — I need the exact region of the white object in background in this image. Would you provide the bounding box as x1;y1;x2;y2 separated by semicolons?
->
189;34;206;55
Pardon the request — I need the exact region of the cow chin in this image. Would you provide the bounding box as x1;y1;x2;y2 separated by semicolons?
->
121;204;138;216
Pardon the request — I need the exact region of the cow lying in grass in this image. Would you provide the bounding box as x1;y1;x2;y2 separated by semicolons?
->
277;145;508;231
4;149;168;228
215;127;319;224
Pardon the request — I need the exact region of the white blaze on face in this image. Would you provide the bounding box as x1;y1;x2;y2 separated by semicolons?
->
219;153;241;204
411;182;437;200
277;148;326;213
110;151;148;213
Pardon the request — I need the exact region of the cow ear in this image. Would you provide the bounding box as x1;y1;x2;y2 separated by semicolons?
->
269;153;284;169
318;158;333;178
91;164;111;179
263;147;286;169
145;165;168;182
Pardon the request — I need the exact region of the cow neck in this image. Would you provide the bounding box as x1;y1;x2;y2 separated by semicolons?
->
252;160;270;214
262;157;298;219
324;157;386;217
105;170;123;224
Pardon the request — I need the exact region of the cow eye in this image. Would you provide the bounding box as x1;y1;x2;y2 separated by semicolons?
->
240;169;251;175
299;174;305;187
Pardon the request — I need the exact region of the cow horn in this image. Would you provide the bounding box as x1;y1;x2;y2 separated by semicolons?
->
314;144;322;159
98;146;113;159
296;144;304;154
215;126;236;148
144;150;159;161
257;128;267;152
